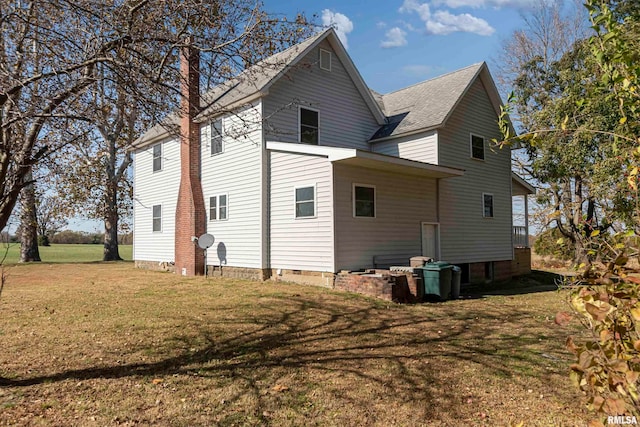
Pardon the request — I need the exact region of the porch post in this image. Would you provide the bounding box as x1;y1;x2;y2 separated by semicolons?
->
524;195;529;248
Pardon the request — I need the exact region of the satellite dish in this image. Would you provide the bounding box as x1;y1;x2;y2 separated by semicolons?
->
197;233;214;249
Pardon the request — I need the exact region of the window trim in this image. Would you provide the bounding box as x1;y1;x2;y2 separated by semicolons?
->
470;133;485;161
319;48;332;71
209;194;229;221
353;183;376;218
482;193;494;218
294;183;317;219
210;118;224;156
152;204;162;232
152;143;162;172
298;106;319;145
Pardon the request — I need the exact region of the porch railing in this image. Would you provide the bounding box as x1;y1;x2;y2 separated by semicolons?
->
513;226;528;248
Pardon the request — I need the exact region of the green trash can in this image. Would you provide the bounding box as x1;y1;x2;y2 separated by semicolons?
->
418;262;452;300
451;266;461;299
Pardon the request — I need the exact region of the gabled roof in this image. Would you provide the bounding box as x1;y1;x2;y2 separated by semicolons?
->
370;62;513;141
133;29;386;149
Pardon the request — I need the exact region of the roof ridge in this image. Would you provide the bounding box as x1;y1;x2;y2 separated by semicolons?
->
382;62;485;96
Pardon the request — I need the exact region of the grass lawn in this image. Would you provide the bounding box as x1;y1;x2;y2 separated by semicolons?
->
0;263;589;426
0;244;132;264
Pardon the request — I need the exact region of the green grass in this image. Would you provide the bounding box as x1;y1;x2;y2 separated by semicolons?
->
0;243;132;264
0;263;589;426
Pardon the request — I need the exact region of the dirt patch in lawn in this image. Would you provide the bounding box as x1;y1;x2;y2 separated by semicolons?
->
0;263;588;426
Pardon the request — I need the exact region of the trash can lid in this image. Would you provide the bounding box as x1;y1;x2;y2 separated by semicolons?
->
423;261;451;270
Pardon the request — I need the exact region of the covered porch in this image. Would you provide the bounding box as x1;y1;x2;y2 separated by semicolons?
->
512;173;536;275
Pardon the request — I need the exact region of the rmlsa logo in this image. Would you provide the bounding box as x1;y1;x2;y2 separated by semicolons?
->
608;416;638;425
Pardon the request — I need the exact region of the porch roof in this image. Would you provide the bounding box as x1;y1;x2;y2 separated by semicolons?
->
512;172;535;196
266;141;465;179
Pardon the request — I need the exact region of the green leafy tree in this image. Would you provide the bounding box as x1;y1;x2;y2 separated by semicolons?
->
500;0;640;421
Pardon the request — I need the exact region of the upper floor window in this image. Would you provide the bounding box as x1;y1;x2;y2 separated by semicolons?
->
152;204;162;232
152;143;162;172
471;134;485;160
319;49;332;71
211;119;224;155
483;193;494;218
354;184;376;218
295;185;316;218
299;107;319;145
209;194;228;221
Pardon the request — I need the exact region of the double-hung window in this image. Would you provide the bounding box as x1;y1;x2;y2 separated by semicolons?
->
209;194;228;221
354;184;375;218
470;134;485;160
211;119;223;155
295;185;316;218
152;143;162;172
152;205;162;232
483;193;494;218
299;107;319;145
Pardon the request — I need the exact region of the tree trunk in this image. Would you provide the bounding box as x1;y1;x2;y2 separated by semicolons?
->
103;177;121;261
19;172;41;262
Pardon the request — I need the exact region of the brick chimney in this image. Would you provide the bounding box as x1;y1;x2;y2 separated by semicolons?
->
174;39;205;276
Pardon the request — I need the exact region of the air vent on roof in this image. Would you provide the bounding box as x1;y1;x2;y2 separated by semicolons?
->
319;49;331;71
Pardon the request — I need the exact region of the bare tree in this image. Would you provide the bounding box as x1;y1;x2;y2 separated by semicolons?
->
35;192;68;246
0;0;312;240
493;0;587;97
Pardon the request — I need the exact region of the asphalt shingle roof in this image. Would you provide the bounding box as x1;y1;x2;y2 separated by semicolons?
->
370;62;484;140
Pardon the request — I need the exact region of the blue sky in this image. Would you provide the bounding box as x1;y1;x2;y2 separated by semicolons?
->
265;0;559;94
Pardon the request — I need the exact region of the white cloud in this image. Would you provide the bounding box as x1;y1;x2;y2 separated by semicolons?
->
399;0;432;21
380;27;408;48
432;0;538;8
321;9;354;49
376;21;387;29
426;10;495;35
398;0;495;37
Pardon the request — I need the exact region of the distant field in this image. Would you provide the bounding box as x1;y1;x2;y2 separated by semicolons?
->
0;243;132;264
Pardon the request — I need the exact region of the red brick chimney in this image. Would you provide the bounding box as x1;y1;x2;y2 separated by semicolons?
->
175;39;205;276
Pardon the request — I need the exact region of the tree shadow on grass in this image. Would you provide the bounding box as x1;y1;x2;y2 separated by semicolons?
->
0;292;580;423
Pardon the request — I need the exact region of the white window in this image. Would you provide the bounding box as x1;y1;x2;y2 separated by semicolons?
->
319;48;332;71
211;119;223;155
299;107;319;145
152;204;162;232
209;194;228;221
483;193;494;218
295;185;316;218
152;143;162;172
353;184;376;218
471;134;485;160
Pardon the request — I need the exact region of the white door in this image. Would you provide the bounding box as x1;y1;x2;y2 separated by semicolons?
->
421;223;438;259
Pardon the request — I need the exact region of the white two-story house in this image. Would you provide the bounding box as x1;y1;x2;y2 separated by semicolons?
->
131;28;533;286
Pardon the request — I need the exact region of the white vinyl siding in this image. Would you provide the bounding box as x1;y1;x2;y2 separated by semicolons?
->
263;39;379;150
133;137;181;263
372;130;438;164
270;152;333;271
334;164;438;271
438;78;513;263
201;101;263;268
